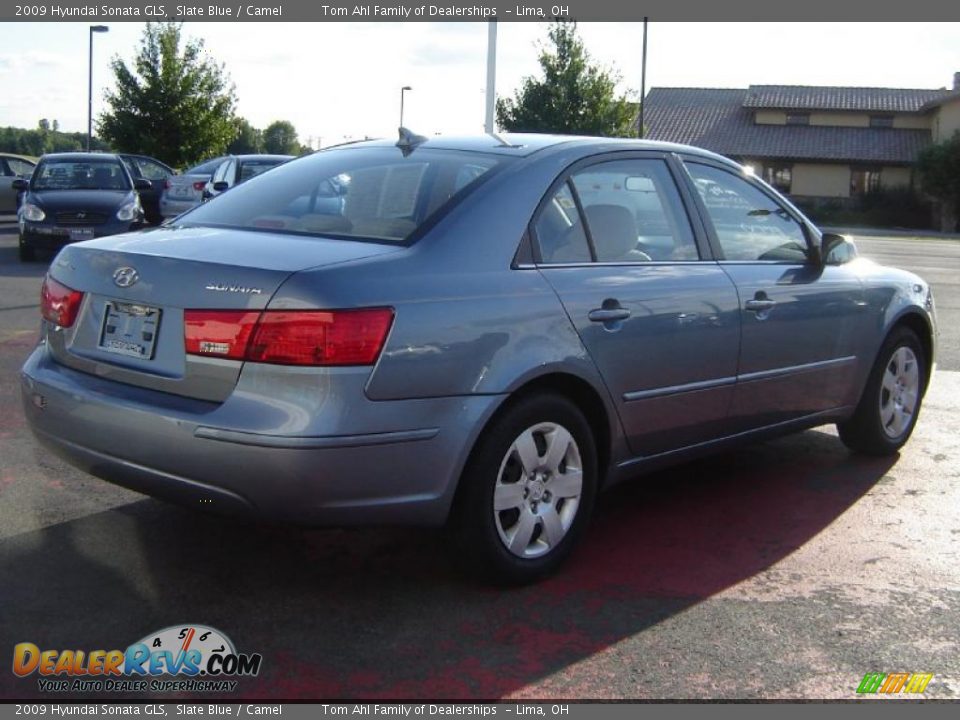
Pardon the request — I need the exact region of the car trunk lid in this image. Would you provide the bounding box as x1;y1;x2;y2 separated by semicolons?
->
44;226;402;401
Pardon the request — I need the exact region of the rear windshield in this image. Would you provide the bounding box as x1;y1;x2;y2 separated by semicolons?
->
238;159;288;182
176;147;507;243
32;159;130;191
184;157;225;176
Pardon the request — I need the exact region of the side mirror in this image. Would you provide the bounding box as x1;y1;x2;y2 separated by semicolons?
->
212;181;229;192
12;178;28;191
133;178;152;191
821;232;858;265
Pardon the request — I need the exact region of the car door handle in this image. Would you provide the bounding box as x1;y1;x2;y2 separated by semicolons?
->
745;299;776;312
588;308;631;322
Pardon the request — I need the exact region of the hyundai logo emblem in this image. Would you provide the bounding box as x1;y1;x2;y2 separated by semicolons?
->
113;267;139;288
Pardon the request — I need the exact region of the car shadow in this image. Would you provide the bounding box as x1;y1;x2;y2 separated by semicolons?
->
0;429;895;700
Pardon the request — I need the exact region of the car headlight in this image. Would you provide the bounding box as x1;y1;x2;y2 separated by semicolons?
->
22;203;45;222
116;199;141;222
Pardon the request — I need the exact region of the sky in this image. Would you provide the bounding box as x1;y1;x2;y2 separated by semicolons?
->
1;21;958;151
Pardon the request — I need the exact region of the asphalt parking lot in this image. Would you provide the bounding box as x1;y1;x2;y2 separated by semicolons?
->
0;217;958;700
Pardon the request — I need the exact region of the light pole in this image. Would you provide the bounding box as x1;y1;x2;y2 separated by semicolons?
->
88;24;109;151
399;86;412;128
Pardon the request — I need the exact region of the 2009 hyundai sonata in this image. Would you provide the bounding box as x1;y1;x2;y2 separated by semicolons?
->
21;132;936;582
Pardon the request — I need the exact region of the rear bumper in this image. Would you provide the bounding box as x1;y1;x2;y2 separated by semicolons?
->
159;196;199;218
21;344;503;526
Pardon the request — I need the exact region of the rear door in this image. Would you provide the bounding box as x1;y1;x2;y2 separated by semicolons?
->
532;153;741;457
680;159;865;430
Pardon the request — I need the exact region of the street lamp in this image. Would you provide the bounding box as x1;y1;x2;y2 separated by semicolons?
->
399;86;412;128
88;24;109;152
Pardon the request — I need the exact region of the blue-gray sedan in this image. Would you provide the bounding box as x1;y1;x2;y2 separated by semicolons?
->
20;133;936;582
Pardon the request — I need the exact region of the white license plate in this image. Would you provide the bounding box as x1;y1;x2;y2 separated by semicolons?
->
63;228;94;241
99;302;162;360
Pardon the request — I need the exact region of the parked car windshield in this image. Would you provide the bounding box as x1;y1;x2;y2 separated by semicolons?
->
177;147;508;243
32;159;131;191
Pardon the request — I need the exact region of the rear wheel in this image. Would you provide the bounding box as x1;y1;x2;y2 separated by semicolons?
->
452;394;597;584
838;327;925;455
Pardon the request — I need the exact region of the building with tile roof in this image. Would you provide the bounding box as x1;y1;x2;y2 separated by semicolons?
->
643;74;960;203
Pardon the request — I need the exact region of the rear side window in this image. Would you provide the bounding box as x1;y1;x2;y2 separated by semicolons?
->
179;147;507;243
534;157;698;264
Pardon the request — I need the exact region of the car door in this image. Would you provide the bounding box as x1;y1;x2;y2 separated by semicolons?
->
0;159;15;213
532;153;741;457
681;159;865;431
129;156;172;223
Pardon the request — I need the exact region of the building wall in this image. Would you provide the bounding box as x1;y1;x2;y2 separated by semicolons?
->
933;97;960;142
880;166;912;189
892;114;931;130
753;110;930;129
790;163;850;198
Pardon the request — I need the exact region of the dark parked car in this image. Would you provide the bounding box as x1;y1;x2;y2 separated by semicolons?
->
119;154;175;225
202;154;293;200
16;152;149;262
20;134;936;582
1;153;36;213
159;156;226;220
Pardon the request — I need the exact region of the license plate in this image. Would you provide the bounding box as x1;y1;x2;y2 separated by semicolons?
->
172;187;192;198
99;302;161;360
67;228;94;241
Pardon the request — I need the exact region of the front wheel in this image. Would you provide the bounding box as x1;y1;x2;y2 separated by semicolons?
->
838;327;926;455
452;394;598;584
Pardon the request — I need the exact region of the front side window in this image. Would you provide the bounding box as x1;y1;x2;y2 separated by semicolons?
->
9;159;35;177
136;158;171;180
687;163;810;263
178;147;506;243
32;159;130;191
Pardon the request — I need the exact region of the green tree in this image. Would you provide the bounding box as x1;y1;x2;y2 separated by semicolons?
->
227;117;263;154
262;120;299;155
98;22;237;168
917;131;960;232
496;21;636;137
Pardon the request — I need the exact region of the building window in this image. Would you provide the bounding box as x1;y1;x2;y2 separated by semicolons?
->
763;164;793;194
869;115;894;128
851;167;882;195
785;113;810;126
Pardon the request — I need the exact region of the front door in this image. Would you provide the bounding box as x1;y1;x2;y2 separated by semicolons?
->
681;161;865;431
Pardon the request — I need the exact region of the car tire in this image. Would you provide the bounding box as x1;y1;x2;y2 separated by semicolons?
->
452;393;598;584
838;326;925;456
18;238;36;263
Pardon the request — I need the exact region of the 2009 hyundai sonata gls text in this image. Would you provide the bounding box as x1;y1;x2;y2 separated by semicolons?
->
21;133;936;582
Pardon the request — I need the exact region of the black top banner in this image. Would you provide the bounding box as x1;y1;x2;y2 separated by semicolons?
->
5;0;960;21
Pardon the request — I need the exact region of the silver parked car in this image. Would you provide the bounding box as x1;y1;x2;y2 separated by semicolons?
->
21;133;936;582
159;156;226;220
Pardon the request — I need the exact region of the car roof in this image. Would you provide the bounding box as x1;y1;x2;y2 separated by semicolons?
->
0;153;36;164
232;154;294;162
38;152;123;163
338;132;740;166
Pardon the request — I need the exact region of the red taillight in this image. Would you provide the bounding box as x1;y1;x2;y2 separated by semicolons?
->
184;310;261;360
184;308;393;367
192;181;207;191
40;276;84;328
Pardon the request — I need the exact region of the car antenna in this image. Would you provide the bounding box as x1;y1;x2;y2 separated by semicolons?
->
396;127;428;156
